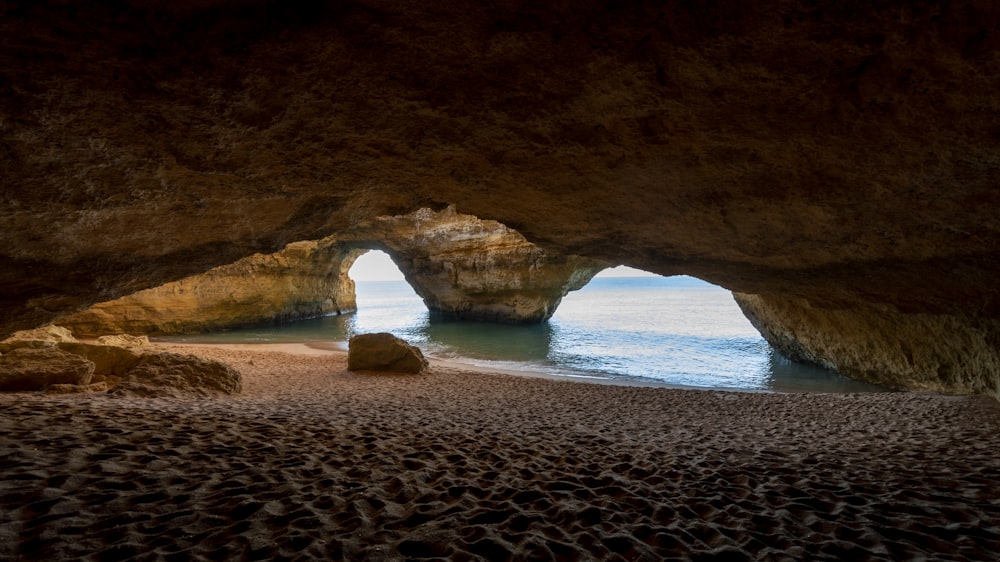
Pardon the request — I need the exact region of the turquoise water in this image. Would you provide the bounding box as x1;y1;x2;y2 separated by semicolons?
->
160;276;891;393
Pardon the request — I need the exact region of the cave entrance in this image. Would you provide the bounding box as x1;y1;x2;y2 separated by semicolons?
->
349;250;407;283
545;266;885;392
344;250;426;338
342;252;886;392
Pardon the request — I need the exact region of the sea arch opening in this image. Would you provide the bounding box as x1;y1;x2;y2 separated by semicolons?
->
546;266;887;392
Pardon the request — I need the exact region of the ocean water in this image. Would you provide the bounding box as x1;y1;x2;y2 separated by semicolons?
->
161;276;891;393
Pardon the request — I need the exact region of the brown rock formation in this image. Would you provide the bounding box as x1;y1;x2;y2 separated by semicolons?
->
345;207;607;324
734;293;1000;396
59;207;606;335
0;347;95;391
111;352;243;398
0;325;78;353
59;240;364;336
347;333;428;374
1;1;998;392
0;327;242;396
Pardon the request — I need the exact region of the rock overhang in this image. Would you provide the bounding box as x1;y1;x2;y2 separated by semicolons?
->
0;0;998;393
57;207;610;334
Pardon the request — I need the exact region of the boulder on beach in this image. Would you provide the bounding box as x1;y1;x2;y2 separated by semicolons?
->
58;341;144;379
111;352;243;398
0;327;242;397
0;347;95;391
348;333;428;374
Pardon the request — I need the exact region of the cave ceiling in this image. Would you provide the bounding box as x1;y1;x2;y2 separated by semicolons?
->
0;0;998;336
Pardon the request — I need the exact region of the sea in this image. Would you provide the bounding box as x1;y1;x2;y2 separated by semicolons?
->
161;275;891;393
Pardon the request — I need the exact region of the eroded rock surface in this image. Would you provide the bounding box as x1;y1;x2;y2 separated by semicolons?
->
0;347;95;391
0;328;241;397
348;333;428;374
1;1;998;392
111;352;243;398
59;207;606;334
346;207;607;323
59;241;363;336
0;325;78;353
734;293;1000;396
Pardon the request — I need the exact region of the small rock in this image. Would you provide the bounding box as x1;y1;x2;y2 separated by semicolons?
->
0;347;95;391
348;332;428;374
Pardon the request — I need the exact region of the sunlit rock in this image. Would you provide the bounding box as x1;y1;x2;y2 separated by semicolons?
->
59;240;364;336
0;325;77;353
346;207;608;324
96;334;151;348
58;341;143;380
0;325;239;396
58;207;607;335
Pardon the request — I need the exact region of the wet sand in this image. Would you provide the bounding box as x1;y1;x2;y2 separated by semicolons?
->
1;343;999;561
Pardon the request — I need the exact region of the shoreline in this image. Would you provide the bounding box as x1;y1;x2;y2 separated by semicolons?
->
154;340;845;394
2;342;998;560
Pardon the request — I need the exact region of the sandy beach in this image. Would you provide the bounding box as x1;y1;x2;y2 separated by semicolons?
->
1;342;999;561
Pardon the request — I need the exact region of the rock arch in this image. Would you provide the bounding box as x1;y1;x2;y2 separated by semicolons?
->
57;208;608;335
343;207;607;324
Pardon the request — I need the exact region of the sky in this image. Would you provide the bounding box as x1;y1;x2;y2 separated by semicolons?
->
348;250;657;281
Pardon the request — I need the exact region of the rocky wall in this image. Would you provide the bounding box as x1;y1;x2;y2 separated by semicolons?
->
59;207;608;334
59;241;364;336
734;293;1000;396
1;1;999;393
346;207;608;324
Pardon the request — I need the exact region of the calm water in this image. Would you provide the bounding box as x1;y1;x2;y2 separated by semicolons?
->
162;277;890;393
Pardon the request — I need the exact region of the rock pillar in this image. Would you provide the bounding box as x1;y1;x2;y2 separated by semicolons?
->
356;207;607;324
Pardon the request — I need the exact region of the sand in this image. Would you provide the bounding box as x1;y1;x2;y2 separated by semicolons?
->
1;343;999;561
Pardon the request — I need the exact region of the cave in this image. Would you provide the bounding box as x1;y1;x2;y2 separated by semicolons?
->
0;0;1000;394
2;2;1000;560
2;1;998;396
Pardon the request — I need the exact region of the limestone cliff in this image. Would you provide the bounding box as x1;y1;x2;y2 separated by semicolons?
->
59;241;363;336
1;1;999;393
59;208;607;334
345;207;607;324
734;293;1000;396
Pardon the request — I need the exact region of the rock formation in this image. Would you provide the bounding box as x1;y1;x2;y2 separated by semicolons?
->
344;207;607;324
59;240;364;336
0;327;242;396
111;352;243;398
58;207;607;335
1;1;998;393
0;347;95;392
0;325;78;353
348;333;428;374
734;293;1000;396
